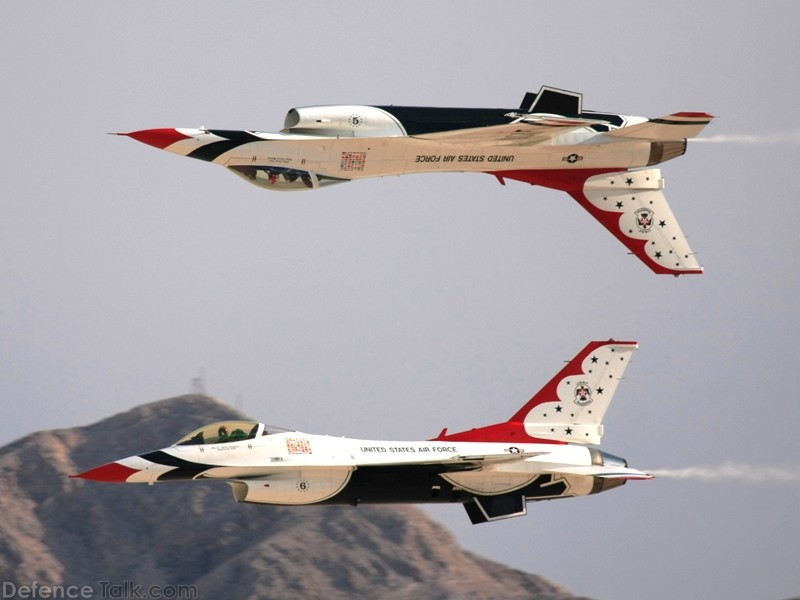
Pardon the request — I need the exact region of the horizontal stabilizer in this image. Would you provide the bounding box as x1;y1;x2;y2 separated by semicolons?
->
545;465;653;480
606;113;714;140
382;451;549;471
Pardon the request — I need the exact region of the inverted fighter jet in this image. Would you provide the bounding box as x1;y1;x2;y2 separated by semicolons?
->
73;340;651;524
120;85;712;275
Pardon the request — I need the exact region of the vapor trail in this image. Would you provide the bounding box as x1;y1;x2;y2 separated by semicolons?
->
651;463;800;484
690;131;800;144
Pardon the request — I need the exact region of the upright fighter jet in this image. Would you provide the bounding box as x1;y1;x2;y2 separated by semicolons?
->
120;85;712;275
74;340;651;525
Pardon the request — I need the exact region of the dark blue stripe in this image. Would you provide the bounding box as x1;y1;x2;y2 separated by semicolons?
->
187;130;265;162
141;450;215;480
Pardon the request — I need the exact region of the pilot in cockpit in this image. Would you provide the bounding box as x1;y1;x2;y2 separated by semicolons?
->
217;425;229;443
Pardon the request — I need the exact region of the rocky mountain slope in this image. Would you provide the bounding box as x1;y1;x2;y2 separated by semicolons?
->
0;394;589;599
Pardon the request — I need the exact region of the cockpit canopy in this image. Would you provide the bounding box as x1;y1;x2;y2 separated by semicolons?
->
174;421;262;446
173;421;296;446
227;165;347;191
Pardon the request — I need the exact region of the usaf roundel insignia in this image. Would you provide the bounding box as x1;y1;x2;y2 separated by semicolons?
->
574;382;593;406
635;207;654;233
562;153;583;164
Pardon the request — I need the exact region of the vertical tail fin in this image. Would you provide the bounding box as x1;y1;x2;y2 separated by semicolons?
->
513;340;638;444
434;340;637;445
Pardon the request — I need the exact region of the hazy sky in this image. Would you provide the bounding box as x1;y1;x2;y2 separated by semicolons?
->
3;3;799;599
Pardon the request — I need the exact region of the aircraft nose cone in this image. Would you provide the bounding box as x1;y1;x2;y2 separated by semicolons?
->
70;461;140;482
119;128;191;149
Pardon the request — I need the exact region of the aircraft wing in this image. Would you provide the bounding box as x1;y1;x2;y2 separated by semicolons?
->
412;116;607;147
370;450;551;472
445;451;550;468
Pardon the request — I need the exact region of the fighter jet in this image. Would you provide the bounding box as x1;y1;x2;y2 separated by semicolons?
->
73;340;651;524
120;85;712;275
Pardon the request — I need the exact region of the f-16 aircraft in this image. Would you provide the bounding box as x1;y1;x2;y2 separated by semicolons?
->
120;85;712;275
73;340;651;524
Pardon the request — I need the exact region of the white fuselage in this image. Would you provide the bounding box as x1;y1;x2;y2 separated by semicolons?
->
166;126;654;182
116;431;613;508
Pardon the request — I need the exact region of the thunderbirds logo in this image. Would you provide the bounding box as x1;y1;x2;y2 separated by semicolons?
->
574;382;593;406
635;207;654;233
